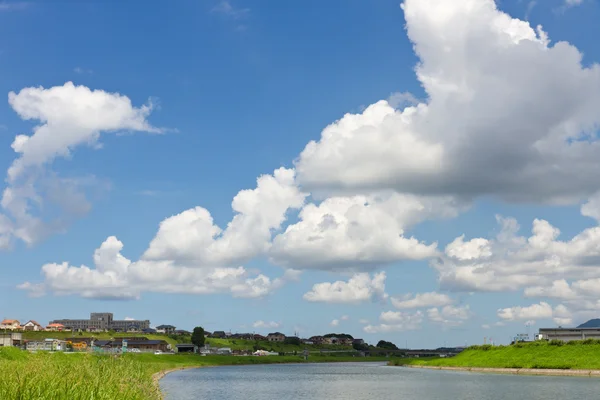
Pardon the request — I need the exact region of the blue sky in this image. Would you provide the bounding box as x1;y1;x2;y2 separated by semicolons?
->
2;0;600;348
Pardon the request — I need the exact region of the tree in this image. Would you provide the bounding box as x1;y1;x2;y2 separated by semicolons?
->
284;337;301;346
191;326;205;348
376;340;398;350
353;342;369;351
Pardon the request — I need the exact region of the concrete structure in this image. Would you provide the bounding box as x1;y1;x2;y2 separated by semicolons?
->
176;344;198;353
50;312;150;332
0;319;21;330
267;332;285;342
538;328;600;342
26;338;67;351
216;347;232;354
0;332;22;347
22;320;43;331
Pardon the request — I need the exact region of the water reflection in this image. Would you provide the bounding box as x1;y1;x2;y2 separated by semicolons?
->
160;362;599;400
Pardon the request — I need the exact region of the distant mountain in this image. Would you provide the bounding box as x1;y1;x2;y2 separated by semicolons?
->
577;319;600;328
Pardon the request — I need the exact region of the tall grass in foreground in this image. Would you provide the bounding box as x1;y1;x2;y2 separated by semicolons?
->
390;340;600;370
0;348;389;400
0;348;159;400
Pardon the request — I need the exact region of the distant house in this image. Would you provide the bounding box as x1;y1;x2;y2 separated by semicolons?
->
46;323;65;332
216;347;232;355
231;333;255;340
211;331;227;338
309;336;325;344
111;339;169;352
0;319;21;330
353;339;365;345
174;329;191;335
324;336;338;345
267;332;286;342
22;320;43;331
156;325;176;334
301;339;314;345
254;334;267;341
142;328;157;334
339;338;353;346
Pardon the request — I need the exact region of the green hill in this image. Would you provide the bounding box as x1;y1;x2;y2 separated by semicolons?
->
391;340;600;370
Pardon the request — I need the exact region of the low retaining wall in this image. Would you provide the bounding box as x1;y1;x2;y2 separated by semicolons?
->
402;364;600;377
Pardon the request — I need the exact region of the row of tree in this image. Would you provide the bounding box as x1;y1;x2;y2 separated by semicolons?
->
190;326;399;352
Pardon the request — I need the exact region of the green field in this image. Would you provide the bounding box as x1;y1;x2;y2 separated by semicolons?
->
0;347;388;399
390;340;600;370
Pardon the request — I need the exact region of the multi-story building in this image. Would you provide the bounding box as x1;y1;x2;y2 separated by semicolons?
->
50;313;150;332
538;328;600;342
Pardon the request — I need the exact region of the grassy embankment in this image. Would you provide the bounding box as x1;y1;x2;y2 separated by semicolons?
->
390;340;600;370
0;347;387;400
20;331;353;353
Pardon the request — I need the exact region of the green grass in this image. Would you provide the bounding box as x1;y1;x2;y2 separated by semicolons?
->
390;340;600;370
0;347;388;399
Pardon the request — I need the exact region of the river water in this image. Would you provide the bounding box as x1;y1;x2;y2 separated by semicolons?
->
160;362;600;400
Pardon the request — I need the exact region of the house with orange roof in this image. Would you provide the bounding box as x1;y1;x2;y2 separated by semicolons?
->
46;323;65;332
22;320;43;331
0;319;21;330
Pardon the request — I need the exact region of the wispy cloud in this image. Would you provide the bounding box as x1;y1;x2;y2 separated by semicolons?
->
74;67;93;75
525;1;536;20
211;1;249;19
564;0;584;6
0;1;29;11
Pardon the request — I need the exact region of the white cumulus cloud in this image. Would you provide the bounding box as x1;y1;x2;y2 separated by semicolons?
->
295;0;600;206
364;311;423;333
303;272;388;304
391;292;454;309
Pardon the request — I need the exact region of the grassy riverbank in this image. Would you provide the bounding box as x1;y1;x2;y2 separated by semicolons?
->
390;340;600;370
0;347;388;399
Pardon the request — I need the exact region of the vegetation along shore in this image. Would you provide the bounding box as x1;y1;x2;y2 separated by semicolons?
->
390;340;600;373
0;347;389;400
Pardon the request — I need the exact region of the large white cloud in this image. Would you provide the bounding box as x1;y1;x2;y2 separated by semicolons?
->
427;305;471;327
363;310;424;333
19;168;303;299
270;193;461;271
1;82;161;249
497;302;572;326
143;168;306;266
295;0;600;205
18;236;290;300
433;216;600;293
302;272;388;304
391;292;454;309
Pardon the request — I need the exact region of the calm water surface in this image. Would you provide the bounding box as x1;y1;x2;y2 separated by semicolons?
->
160;362;600;400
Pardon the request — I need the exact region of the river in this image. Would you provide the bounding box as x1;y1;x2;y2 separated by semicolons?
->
160;362;600;399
